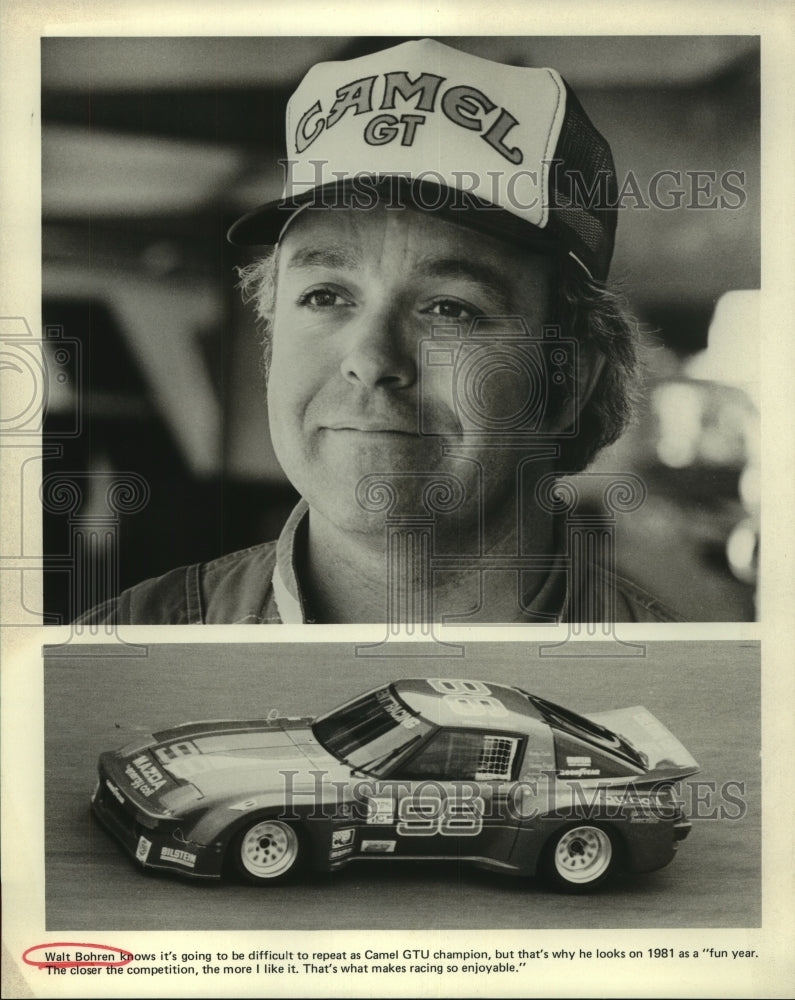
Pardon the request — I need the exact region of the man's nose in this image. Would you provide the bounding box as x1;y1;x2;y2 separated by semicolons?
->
339;305;417;389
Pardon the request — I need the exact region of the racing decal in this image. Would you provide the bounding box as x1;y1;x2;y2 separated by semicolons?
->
105;779;125;804
332;828;355;849
154;741;199;764
446;695;509;718
360;840;396;854
396;794;484;837
375;689;422;730
427;679;508;719
366;795;395;825
553;729;638;779
135;836;152;863
124;756;167;796
428;679;492;695
520;748;556;779
160;846;197;868
601;789;675;820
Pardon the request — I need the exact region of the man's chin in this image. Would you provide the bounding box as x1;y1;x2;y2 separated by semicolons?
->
319;427;444;469
305;495;393;544
301;461;468;539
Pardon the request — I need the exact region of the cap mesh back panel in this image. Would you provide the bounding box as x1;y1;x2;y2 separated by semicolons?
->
549;83;618;279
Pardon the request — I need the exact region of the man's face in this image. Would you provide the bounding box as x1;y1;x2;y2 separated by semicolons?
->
267;204;556;538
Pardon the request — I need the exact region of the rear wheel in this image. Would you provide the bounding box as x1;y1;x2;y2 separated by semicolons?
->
229;819;305;886
539;824;617;893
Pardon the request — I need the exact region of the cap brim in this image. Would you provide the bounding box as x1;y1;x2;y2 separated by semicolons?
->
227;199;295;246
227;177;561;258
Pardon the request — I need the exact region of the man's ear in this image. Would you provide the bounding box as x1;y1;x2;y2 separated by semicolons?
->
546;345;606;435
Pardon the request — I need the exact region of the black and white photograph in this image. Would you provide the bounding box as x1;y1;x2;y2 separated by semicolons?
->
44;641;760;932
0;2;792;999
35;33;761;629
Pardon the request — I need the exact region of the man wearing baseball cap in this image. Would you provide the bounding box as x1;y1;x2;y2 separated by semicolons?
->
81;38;682;626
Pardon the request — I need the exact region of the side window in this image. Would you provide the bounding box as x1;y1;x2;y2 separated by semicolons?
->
476;735;520;780
553;731;640;779
397;730;520;781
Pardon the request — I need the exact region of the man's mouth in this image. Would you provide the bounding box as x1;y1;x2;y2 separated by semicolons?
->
323;424;421;436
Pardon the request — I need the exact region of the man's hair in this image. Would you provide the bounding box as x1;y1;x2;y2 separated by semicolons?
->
237;247;640;473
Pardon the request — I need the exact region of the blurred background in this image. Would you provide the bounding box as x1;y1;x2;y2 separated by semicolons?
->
41;35;760;622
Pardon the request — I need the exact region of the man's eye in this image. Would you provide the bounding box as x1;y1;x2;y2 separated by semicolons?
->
298;288;350;308
425;299;476;321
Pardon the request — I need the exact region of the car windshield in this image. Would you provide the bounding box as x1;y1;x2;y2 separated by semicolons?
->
312;686;434;776
527;694;646;769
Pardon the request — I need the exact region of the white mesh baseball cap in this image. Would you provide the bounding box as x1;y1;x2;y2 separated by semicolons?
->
228;38;618;281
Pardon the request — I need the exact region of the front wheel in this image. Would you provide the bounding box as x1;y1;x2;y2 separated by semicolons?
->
228;819;306;886
539;824;618;893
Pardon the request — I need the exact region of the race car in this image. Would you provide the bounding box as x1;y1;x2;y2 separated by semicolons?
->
91;678;699;893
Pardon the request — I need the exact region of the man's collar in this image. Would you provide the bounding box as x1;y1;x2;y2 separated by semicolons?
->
272;499;568;625
272;498;310;624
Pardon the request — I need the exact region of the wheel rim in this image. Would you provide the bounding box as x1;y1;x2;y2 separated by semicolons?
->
239;820;298;879
553;826;612;884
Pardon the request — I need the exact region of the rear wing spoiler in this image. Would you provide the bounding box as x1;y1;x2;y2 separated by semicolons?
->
587;706;699;776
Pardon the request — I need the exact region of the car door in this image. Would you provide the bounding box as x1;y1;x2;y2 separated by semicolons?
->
356;727;524;863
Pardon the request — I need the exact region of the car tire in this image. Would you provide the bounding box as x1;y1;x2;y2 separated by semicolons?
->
538;823;618;893
228;818;306;887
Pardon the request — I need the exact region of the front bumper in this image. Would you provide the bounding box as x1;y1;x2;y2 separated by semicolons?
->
91;775;222;880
